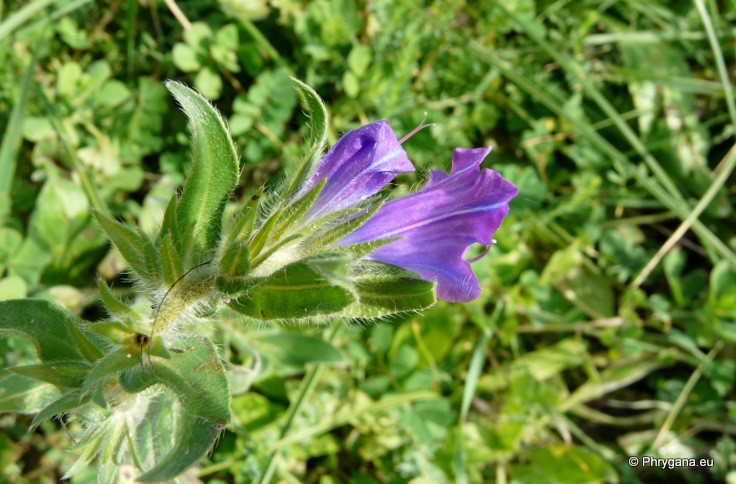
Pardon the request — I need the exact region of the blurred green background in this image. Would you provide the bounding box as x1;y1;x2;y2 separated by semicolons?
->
1;0;736;482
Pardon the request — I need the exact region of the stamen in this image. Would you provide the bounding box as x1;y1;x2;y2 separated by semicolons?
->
466;240;497;263
399;112;435;144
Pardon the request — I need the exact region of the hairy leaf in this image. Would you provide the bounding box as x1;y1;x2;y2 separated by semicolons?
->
97;277;143;324
166;81;239;254
228;254;355;321
118;335;229;480
119;335;230;422
10;361;90;389
160;233;185;287
93;210;161;283
282;78;329;197
0;373;60;414
0;299;87;362
30;390;91;428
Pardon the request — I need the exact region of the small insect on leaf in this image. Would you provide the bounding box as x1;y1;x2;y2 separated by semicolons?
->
135;333;150;347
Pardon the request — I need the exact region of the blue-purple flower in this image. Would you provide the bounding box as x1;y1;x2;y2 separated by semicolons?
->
299;121;518;303
296;121;415;222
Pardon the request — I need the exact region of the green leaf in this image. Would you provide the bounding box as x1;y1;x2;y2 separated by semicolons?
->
347;44;371;76
118;335;230;481
0;0;55;42
56;17;89;49
228;254;355;321
0;299;86;362
563;357;671;410
514;445;616;483
252;332;344;367
120;335;230;421
342;71;360;97
0;373;60;414
0;227;23;273
10;361;89;388
65;321;104;363
229;68;297;151
62;431;104;479
250;233;303;269
389;345;418;379
195;66;223;100
100;415;127;465
27;167;90;262
137;413;222;482
139;228;163;282
93;209;161;283
81;347;141;393
282;77;329;198
663;249;686;307
212;24;240;72
216;239;252;294
0;276;27;301
97;277;143;324
30;390;91;428
80;333;170;393
160;234;185;287
166;81;239;254
172;43;201;72
6;237;51;288
337;273;437;319
709;260;736;310
184;21;213;50
95;80;131;108
215;274;261;296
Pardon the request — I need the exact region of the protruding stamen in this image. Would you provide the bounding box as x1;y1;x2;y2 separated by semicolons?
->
466;240;497;263
399;112;435;144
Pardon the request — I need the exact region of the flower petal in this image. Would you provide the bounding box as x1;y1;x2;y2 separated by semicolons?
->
297;121;414;222
338;147;518;302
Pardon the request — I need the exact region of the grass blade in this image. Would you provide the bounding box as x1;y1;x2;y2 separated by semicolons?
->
0;0;53;41
633;143;736;287
416;7;736;267
0;23;42;223
257;325;341;484
693;0;736;129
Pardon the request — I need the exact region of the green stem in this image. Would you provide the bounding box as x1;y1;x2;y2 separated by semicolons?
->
633;143;736;287
650;340;724;451
693;0;736;130
239;18;287;69
0;20;43;224
258;324;341;484
455;301;502;484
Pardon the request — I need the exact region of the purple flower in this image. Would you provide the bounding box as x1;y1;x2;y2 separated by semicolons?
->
296;121;414;222
337;146;518;303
